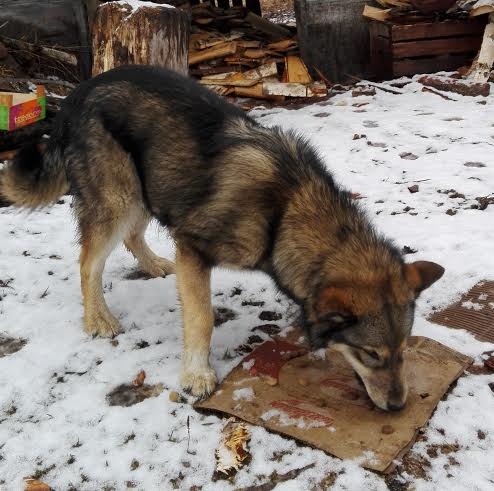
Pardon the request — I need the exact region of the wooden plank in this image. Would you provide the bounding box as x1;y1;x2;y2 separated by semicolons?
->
190;65;241;77
243;48;280;59
189;42;238;65
369;20;392;39
200;72;259;87
267;39;298;51
234;83;285;100
307;82;328;97
285;56;312;84
363;5;391;22
263;82;308;97
237;40;262;48
393;36;482;59
392;54;475;77
195;32;243;50
370;27;393;80
243;61;278;80
391;18;486;42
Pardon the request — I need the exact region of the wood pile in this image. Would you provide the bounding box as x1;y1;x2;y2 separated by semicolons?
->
188;4;328;101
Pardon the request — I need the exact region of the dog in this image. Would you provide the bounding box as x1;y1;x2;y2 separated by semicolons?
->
0;65;444;411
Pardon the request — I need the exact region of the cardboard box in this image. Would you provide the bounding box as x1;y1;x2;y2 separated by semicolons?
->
0;86;46;132
196;336;471;473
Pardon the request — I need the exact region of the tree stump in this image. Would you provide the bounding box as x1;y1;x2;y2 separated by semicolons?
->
92;1;190;76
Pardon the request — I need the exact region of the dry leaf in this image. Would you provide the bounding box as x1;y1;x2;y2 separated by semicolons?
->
24;479;51;491
132;370;146;387
215;418;251;478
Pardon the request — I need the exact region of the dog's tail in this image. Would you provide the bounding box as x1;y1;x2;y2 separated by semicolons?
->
0;141;69;209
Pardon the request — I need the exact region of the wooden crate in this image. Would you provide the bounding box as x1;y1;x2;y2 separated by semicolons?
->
370;17;486;80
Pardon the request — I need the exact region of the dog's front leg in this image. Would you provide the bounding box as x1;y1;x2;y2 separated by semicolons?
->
176;241;217;398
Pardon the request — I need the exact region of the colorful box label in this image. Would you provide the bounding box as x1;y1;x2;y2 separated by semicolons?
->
0;95;46;131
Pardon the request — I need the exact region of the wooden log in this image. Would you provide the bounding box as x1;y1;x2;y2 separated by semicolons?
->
418;75;490;97
200;72;259;87
189;42;238;65
92;1;190;76
234;83;285;101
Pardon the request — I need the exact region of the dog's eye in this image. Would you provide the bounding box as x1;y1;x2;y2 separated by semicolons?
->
364;349;380;361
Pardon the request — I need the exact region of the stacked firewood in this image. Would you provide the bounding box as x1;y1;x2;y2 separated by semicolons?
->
188;3;327;101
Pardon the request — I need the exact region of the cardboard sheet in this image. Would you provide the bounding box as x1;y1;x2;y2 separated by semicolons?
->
196;336;471;473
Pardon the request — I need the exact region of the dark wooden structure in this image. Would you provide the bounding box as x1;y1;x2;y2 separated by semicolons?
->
189;0;261;15
295;0;371;84
369;17;487;80
0;0;91;81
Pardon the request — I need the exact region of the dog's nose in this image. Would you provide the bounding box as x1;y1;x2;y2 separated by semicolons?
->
387;401;405;411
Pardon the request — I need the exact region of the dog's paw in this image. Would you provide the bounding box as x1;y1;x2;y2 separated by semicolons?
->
181;367;217;399
140;257;176;278
84;310;121;337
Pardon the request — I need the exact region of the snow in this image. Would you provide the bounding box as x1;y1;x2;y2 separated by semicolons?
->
1;76;494;489
109;0;173;20
232;387;255;402
261;409;327;430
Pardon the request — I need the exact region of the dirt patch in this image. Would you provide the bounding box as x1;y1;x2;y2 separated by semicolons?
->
107;383;164;407
0;335;27;358
215;307;237;325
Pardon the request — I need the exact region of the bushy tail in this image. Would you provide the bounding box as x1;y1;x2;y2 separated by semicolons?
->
0;142;69;209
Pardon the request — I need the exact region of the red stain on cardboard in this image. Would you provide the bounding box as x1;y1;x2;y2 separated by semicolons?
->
243;340;307;380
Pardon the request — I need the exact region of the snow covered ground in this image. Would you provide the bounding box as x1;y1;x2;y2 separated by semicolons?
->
1;76;494;490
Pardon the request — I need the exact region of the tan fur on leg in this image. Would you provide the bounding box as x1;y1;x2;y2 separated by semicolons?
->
176;241;216;397
80;230;122;337
124;210;175;277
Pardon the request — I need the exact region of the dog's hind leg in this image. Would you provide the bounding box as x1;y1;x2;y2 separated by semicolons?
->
124;210;175;277
176;241;217;398
79;219;126;337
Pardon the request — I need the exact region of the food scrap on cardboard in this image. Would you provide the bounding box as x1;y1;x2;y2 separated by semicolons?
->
196;336;471;473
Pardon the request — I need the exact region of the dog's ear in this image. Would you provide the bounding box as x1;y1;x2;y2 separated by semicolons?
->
404;261;445;296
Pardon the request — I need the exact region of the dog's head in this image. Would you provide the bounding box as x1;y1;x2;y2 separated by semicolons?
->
303;261;444;411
